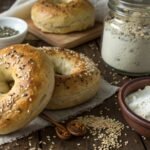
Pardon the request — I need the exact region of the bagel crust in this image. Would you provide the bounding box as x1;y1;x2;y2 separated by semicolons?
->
39;47;100;110
0;44;54;134
31;0;95;34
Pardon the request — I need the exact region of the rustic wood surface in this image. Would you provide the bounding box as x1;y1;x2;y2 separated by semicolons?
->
0;1;150;150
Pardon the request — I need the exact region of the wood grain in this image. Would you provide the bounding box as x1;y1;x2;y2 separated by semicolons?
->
26;19;103;48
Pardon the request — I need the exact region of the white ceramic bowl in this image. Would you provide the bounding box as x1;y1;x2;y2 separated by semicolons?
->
0;17;28;48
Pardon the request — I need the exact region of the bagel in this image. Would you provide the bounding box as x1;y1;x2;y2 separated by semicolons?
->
39;47;100;110
0;44;54;134
31;0;95;34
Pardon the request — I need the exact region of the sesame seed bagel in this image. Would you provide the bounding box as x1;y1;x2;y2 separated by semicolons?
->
39;47;100;110
0;44;54;134
31;0;95;34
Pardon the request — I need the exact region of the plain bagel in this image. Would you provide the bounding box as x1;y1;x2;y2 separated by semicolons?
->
31;0;95;34
39;47;101;110
0;44;54;134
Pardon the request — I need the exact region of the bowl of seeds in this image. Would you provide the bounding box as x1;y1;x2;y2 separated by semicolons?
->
0;17;28;48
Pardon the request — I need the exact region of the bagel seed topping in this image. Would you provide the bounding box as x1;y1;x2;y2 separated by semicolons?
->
16;108;22;113
21;93;28;97
0;108;3;113
28;98;32;102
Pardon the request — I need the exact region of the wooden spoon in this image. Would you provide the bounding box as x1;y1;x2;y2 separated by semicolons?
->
40;113;71;140
66;120;87;136
41;113;86;139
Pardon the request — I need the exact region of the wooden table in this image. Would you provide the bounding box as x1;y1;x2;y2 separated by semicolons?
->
0;1;150;150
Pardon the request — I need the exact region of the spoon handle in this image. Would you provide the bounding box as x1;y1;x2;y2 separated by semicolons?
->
40;113;86;138
40;113;72;140
40;113;63;128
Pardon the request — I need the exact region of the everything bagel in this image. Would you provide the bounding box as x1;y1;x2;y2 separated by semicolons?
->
31;0;95;33
40;47;100;110
0;44;54;134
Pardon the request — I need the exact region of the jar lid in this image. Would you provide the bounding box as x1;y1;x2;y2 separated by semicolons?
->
108;0;150;16
121;0;150;6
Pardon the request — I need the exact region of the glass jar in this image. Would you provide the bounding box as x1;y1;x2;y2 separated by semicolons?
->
101;0;150;76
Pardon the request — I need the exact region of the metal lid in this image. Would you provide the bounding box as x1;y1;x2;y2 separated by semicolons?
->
121;0;150;5
108;0;150;16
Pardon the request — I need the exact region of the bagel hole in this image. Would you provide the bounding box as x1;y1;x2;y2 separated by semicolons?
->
7;80;14;89
50;56;75;76
0;80;14;94
54;64;73;76
56;72;63;75
52;58;74;76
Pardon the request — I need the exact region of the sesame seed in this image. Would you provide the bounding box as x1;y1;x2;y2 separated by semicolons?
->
42;141;46;145
51;141;55;145
29;141;32;147
124;141;128;146
28;98;32;102
15;143;19;146
142;136;146;140
77;115;124;150
28;136;33;140
53;135;56;138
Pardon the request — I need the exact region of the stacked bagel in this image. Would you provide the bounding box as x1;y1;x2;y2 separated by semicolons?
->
31;0;95;33
0;44;100;134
